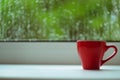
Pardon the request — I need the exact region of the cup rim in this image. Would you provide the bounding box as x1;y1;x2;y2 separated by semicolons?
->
77;40;106;43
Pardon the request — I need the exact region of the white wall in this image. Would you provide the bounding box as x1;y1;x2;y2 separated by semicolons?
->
0;42;119;65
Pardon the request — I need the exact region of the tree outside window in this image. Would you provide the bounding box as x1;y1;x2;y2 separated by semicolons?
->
0;0;120;41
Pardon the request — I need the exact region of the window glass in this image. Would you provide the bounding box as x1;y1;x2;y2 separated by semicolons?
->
0;0;120;41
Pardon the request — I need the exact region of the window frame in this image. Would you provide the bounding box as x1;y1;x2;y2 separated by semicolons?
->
0;41;119;65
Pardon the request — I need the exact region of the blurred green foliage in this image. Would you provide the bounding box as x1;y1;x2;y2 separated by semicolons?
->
0;0;120;41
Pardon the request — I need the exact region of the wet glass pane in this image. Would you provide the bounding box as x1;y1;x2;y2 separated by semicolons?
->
0;0;120;41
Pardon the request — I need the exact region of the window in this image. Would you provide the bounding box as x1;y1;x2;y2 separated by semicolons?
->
0;0;119;65
0;0;120;41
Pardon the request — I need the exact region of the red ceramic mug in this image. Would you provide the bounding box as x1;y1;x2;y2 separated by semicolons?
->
77;40;118;70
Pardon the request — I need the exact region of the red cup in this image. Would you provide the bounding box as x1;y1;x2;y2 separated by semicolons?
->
77;40;118;70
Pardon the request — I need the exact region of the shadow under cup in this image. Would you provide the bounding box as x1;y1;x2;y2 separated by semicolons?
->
77;40;118;70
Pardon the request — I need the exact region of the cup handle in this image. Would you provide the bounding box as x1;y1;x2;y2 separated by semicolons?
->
101;45;118;66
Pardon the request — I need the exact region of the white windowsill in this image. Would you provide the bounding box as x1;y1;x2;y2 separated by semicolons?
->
0;64;120;80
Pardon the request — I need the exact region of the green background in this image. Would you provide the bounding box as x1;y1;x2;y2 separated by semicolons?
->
0;0;120;41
